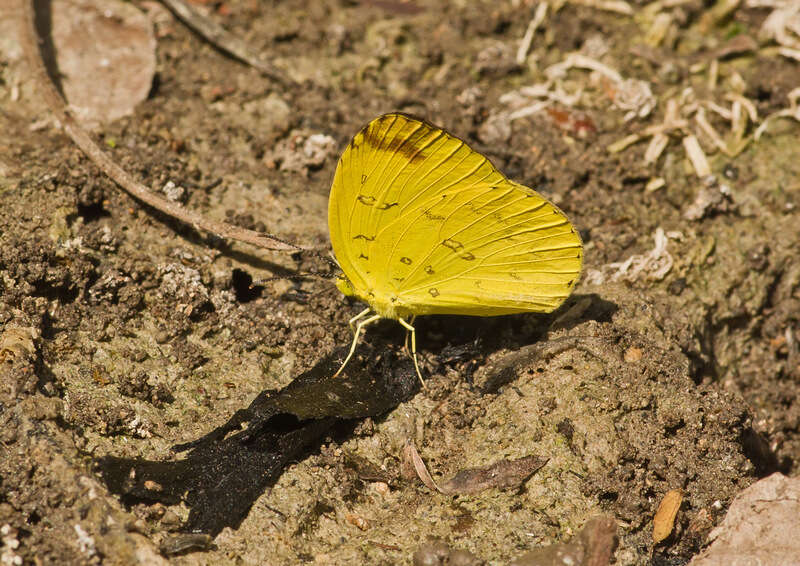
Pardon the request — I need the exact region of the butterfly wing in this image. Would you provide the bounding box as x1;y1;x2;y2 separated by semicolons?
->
328;113;582;317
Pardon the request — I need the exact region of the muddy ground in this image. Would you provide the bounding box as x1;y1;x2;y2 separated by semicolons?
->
1;0;799;564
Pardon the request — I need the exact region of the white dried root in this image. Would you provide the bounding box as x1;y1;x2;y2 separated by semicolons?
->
584;228;681;285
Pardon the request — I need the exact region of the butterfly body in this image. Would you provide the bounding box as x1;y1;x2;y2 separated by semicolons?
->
328;113;583;381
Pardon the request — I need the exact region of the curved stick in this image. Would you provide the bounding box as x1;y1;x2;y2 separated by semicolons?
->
19;0;302;253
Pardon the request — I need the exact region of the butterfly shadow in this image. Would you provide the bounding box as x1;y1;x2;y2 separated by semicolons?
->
93;295;614;548
94;343;418;546
408;293;617;392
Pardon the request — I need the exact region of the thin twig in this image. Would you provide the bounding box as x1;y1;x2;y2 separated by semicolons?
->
682;134;711;177
20;0;302;254
159;0;295;87
516;2;548;65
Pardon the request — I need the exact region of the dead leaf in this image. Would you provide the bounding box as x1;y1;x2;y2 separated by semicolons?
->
439;455;547;495
403;443;546;496
403;441;441;492
51;0;156;127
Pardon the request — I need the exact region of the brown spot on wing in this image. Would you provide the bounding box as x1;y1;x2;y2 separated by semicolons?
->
362;114;444;164
362;114;398;151
441;239;475;260
442;238;464;252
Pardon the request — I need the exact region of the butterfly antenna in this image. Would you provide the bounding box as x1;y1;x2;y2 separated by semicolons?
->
251;269;335;286
251;230;339;272
248;240;340;287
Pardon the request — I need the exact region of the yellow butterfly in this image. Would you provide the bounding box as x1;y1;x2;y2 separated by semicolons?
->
328;113;583;383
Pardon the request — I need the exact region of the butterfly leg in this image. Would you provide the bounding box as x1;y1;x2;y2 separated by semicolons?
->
333;311;380;378
403;315;416;354
398;316;424;387
348;307;373;332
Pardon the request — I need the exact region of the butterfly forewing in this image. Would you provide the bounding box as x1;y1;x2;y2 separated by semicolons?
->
329;113;582;317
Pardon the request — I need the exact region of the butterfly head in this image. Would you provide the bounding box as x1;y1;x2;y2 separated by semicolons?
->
335;274;411;320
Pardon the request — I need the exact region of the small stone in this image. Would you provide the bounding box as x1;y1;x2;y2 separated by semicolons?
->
624;347;643;363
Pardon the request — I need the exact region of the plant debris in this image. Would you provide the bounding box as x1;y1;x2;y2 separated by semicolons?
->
584;228;681;285
404;442;546;495
49;0;156;127
653;489;684;544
